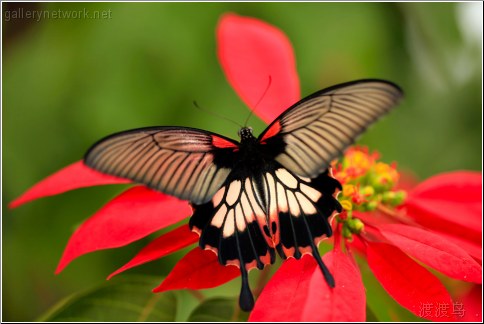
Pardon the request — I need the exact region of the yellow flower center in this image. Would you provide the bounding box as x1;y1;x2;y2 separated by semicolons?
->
334;146;407;240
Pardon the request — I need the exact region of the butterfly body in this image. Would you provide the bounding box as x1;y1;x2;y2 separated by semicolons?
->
84;79;403;311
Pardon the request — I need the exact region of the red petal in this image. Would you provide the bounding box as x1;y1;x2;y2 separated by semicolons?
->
56;186;191;273
10;161;130;208
380;224;482;283
429;230;482;263
153;248;240;292
367;242;454;321
354;210;394;226
301;251;366;322
249;255;316;322
217;13;300;124
405;171;482;243
108;225;198;279
410;171;481;200
250;253;365;322
346;229;367;256
457;285;482;322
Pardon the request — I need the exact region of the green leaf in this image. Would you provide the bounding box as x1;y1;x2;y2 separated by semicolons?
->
38;276;178;322
187;297;249;322
366;305;379;322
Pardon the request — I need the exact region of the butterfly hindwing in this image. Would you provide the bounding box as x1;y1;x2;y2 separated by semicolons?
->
189;164;342;307
190;175;278;312
190;178;276;271
84;126;238;204
273;168;342;260
270;167;341;286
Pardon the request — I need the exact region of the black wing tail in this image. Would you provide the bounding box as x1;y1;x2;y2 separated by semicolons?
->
275;169;342;287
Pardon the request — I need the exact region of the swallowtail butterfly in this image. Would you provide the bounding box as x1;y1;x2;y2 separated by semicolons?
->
84;79;403;311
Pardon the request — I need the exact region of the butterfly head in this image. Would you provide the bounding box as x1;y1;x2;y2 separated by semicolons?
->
238;127;255;141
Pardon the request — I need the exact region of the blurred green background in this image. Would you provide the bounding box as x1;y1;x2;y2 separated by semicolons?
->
3;2;481;321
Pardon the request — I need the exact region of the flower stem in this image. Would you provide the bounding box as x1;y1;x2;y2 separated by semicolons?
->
188;289;205;302
345;243;360;271
231;301;241;321
253;265;272;298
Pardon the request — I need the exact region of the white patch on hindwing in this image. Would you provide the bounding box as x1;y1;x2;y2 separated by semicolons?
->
226;180;241;206
212;186;225;206
276;182;288;213
235;204;245;232
275;168;298;189
223;209;235;237
211;204;227;227
286;191;300;216
300;183;321;202
295;192;316;215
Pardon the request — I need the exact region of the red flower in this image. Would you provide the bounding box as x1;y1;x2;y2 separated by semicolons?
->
10;13;482;322
249;148;482;322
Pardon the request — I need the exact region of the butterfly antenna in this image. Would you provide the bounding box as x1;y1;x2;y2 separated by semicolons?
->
193;101;242;128
243;75;272;127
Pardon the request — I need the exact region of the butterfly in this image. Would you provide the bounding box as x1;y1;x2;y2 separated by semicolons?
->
84;79;403;311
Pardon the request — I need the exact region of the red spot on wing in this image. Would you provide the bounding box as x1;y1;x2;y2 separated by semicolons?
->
261;121;281;142
211;135;238;149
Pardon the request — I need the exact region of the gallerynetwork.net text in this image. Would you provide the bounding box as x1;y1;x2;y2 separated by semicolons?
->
4;8;112;22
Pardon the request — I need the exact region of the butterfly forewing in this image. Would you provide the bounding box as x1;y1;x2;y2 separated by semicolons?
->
84;127;237;204
259;80;403;178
